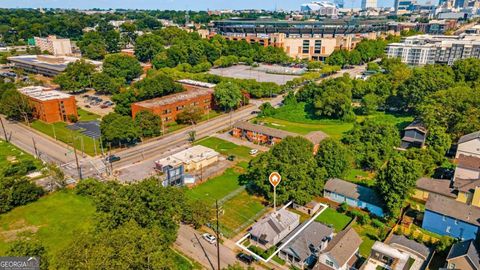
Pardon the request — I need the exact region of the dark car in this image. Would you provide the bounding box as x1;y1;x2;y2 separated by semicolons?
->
237;253;255;265
227;155;236;161
106;155;121;163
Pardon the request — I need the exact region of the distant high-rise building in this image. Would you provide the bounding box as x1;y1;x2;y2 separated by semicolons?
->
361;0;377;9
334;0;345;8
300;1;338;16
394;0;415;14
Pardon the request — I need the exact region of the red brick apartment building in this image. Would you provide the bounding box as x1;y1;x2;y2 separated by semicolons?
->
232;121;297;145
131;79;216;123
18;86;78;123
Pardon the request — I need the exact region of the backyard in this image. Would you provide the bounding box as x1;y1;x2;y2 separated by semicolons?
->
256;102;414;139
0;191;95;261
315;207;352;232
194;137;252;161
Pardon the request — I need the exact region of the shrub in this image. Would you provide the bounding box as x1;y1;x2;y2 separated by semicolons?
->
68;114;78;123
371;218;385;229
338;202;348;213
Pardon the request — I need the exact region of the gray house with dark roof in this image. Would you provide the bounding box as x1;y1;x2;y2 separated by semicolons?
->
446;240;480;270
279;221;334;269
250;208;300;248
323;178;385;217
401;120;427;149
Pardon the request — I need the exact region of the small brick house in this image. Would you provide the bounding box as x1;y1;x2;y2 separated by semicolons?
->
232;121;297;145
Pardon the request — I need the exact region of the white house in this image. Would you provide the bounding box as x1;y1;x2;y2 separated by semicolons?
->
456;131;480;159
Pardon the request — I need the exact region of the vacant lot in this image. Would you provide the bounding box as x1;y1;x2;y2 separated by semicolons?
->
0;191;95;258
195;137;252;161
315;208;352;232
31;120;100;156
209;64;300;85
257;102;414;138
0;140;42;170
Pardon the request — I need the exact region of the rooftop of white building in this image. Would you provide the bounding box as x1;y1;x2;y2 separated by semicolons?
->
18;86;72;101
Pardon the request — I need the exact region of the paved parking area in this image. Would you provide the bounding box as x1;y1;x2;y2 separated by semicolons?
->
209;64;301;85
75;90;114;117
67;121;101;139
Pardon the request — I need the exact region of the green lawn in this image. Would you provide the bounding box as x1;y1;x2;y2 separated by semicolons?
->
352;222;384;258
315;208;352;232
77;108;100;121
31;120;100;156
220;190;266;238
257;102;414;139
0;140;42;170
0;191;95;259
344;168;375;187
195;137;252;161
186;167;243;204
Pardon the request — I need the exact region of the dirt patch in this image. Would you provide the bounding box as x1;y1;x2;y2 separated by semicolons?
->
0;219;40;242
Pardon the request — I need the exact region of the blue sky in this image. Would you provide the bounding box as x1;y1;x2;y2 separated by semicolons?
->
0;0;396;10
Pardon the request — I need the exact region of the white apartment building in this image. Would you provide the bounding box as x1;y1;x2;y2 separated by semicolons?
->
34;35;72;56
386;34;480;65
361;0;378;9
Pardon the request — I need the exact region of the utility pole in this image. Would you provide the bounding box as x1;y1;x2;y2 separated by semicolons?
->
71;134;83;180
215;200;221;270
32;137;38;158
0;117;8;142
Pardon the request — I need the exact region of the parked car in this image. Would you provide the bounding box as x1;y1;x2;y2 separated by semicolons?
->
249;149;259;155
85;105;91;108
227;155;236;161
202;233;216;244
237;253;255;265
100;104;108;109
105;155;121;163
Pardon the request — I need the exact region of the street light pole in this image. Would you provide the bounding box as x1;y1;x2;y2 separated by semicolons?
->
0;117;8;142
215;200;221;270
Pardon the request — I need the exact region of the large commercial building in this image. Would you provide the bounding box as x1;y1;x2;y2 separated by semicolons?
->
8;55;102;77
361;0;377;9
300;1;338;16
386;34;480;65
211;18;393;60
33;35;72;56
18;86;78;123
131;80;215;123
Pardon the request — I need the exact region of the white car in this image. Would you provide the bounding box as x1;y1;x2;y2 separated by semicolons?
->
249;149;259;155
202;233;216;244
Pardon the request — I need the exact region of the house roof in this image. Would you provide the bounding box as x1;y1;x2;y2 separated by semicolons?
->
388;235;433;260
280;221;334;261
457;154;480;171
404;120;427;134
133;87;213;108
416;177;455;198
322;227;362;267
250;208;299;244
459;131;480;144
447;240;480;269
425;193;480;227
453;178;480;193
324;178;384;207
304;131;328;145
233;121;298;139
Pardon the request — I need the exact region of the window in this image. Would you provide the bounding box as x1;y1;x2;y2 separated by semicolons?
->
302;40;310;54
446;226;451;233
325;259;334;267
442;215;446;221
176;105;184;111
314;40;322;54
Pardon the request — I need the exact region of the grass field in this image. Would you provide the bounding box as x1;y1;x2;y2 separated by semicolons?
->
220;191;266;238
0;191;95;258
352;222;383;258
77;108;101;121
315;208;352;232
195;137;252;161
31;120;100;156
258;102;413;138
186;167;243;204
344;168;375;187
0;140;42;170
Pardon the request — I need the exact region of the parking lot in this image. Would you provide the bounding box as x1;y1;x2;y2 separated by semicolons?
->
209;64;302;85
75;90;114;117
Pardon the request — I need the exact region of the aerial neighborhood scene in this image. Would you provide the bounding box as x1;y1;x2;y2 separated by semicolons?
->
1;0;480;269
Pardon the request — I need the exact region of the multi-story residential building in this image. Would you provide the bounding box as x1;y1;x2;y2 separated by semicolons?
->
131;80;215;123
394;0;415;14
361;0;377;9
211;18;392;60
300;1;338;16
387;34;480;66
34;35;72;56
18;86;78;123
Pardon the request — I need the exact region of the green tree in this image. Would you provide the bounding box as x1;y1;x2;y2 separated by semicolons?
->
100;113;140;147
326;50;348;67
7;239;49;270
104;30;121;53
77;31;107;60
0;176;44;213
134;34;164;62
426;126;452;156
134;110;162;138
452;58;480;86
316;138;351;178
176;106;203;125
214;82;243;111
360;93;381;115
91;72;124;95
54;59;96;91
0;89;32;122
102;53;142;83
242;136;326;205
377;154;421;217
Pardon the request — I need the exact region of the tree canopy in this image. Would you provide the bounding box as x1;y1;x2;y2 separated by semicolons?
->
214;82;243;111
102;53;142;83
53;60;96;91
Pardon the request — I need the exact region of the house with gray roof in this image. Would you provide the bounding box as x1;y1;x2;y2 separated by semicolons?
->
323;178;385;217
401;120;427;149
232;121;297;146
279;221;334;269
250;208;300;248
314;227;362;270
414;177;455;202
446;239;480;270
457;130;480;159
